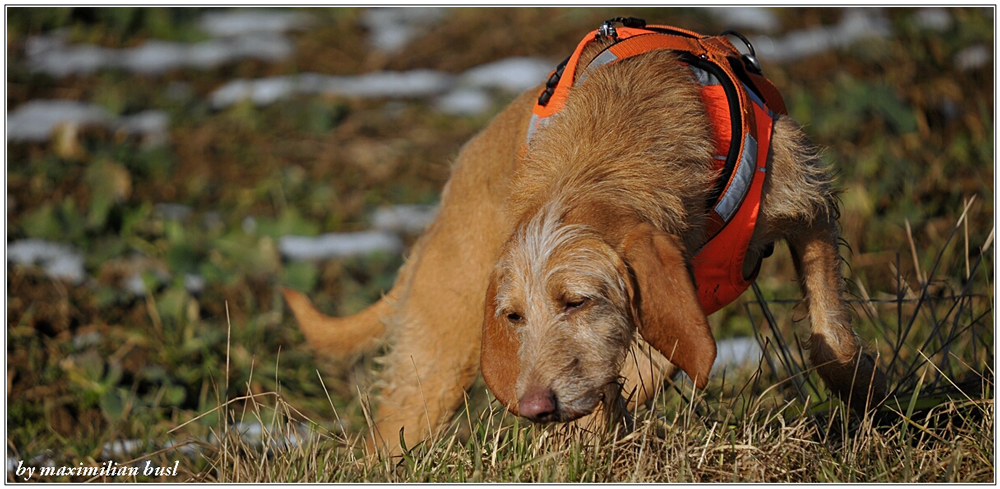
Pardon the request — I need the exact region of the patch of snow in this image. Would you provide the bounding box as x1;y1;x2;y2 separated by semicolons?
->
372;204;439;234
7;100;112;142
235;421;263;440
209;77;296;108
123;269;172;296
954;44;989;71
360;7;446;52
709;7;780;33
712;337;762;374
7;452;56;476
199;9;313;37
120;40;187;74
30;42;113;77
226;34;296;64
161;440;199;457
279;230;404;260
751;8;891;62
101;439;143;458
209;55;551;111
232;421;312;448
114;255;172;296
209;70;455;108
184;274;206;294
7;100;168;144
435;88;492;115
913;8;952;32
330;70;454;98
117;110;169;146
27;33;295;77
7;239;86;284
72;331;103;350
242;216;258;234
460;57;553;93
125;274;147;296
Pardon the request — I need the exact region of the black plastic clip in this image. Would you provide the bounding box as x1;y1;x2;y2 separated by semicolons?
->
537;55;570;106
721;29;763;75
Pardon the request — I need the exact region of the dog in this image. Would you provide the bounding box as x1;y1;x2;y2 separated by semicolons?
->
283;19;887;456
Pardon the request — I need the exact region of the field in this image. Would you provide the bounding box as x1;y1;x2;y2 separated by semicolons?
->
5;7;994;482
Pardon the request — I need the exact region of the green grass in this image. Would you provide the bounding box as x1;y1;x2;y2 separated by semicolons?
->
6;6;993;482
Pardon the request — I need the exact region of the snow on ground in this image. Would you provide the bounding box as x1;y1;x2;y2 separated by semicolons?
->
7;239;87;284
207;57;554;111
25;9;311;77
7;100;169;144
26;32;296;77
278;230;404;261
359;7;446;52
708;7;780;33
712;337;763;374
372;204;439;234
198;8;314;37
750;8;891;62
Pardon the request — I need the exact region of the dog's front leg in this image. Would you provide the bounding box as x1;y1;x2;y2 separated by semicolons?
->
787;219;887;413
367;247;487;457
369;326;480;457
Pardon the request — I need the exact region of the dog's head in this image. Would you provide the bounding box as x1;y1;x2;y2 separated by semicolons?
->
481;206;716;422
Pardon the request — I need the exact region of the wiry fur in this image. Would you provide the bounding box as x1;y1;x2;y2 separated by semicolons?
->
494;199;634;422
282;44;886;457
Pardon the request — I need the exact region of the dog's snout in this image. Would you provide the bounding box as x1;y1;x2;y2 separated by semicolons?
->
518;388;559;422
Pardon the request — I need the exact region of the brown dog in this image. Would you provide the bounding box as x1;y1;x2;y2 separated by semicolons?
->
283;22;886;456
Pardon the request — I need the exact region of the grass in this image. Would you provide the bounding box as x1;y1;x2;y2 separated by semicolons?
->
190;199;994;482
6;6;994;483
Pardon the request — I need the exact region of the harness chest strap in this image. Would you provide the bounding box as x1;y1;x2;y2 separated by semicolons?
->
525;22;787;315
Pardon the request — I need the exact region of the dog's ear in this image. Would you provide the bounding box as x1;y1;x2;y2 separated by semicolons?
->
480;272;520;415
623;223;716;389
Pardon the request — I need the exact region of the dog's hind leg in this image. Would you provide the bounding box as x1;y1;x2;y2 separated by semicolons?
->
366;218;495;456
760;116;887;413
786;216;887;413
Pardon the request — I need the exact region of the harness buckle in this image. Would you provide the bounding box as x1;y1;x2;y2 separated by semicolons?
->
597;20;618;41
596;17;647;41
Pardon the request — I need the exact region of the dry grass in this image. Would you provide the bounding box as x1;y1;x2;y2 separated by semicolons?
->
189;366;992;483
186;195;993;483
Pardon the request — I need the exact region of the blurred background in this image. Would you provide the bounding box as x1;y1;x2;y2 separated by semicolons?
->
6;7;994;480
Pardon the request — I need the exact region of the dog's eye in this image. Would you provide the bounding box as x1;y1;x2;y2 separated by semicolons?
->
563;298;589;312
506;312;523;323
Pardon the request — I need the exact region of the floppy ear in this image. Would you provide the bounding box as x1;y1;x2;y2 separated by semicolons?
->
480;273;521;415
622;223;717;389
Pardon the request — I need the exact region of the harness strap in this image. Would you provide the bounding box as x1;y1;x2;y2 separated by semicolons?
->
524;19;787;314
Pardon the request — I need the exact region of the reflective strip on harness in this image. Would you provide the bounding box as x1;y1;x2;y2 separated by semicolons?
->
689;65;721;86
577;49;619;85
715;133;757;222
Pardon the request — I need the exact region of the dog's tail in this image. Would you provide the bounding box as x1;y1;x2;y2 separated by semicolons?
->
282;287;389;357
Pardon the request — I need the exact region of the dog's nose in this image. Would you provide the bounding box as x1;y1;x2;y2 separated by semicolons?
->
518;388;559;422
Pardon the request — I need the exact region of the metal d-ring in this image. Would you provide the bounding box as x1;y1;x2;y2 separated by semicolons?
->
721;29;763;75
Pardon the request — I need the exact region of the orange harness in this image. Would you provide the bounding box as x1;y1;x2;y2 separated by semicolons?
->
527;18;788;315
